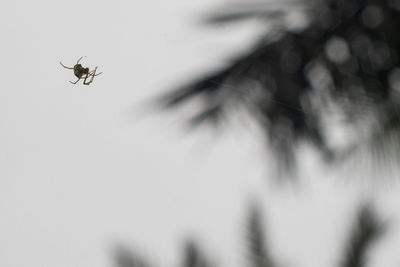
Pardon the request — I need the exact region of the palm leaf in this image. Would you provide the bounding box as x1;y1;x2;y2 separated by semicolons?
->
113;245;153;267
244;205;276;267
340;204;385;267
181;240;215;267
161;0;400;171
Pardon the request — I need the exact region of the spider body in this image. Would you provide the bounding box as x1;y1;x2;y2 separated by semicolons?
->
60;57;102;85
74;64;89;78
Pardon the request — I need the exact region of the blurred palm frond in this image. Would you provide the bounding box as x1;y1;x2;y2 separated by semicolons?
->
340;204;385;267
112;203;387;267
245;205;276;267
160;0;400;172
181;240;215;267
114;245;152;267
203;1;308;25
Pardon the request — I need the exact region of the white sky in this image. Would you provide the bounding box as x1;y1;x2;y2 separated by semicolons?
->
1;1;400;267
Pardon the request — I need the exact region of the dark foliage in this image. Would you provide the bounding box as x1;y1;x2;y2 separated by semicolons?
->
114;245;152;267
160;0;400;170
245;205;276;267
113;241;214;267
340;204;384;267
180;240;215;267
114;203;384;267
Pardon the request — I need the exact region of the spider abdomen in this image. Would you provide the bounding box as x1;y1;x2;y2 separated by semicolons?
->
74;64;89;78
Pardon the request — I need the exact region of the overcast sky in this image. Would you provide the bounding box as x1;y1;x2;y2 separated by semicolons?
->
1;1;400;267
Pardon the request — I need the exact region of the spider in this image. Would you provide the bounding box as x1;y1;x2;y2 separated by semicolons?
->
60;57;102;85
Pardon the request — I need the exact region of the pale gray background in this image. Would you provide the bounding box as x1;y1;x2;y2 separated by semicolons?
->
1;0;400;267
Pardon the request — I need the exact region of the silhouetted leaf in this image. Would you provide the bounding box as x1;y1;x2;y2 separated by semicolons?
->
113;245;152;267
245;205;276;267
340;204;385;267
181;240;215;267
161;0;400;172
204;1;308;25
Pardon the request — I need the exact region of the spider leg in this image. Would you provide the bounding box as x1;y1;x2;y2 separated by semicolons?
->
88;72;102;77
76;56;84;64
83;71;93;85
89;68;102;76
84;67;100;85
69;77;82;84
60;62;74;69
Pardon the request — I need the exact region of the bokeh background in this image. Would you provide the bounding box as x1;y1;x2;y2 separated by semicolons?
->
1;0;400;267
